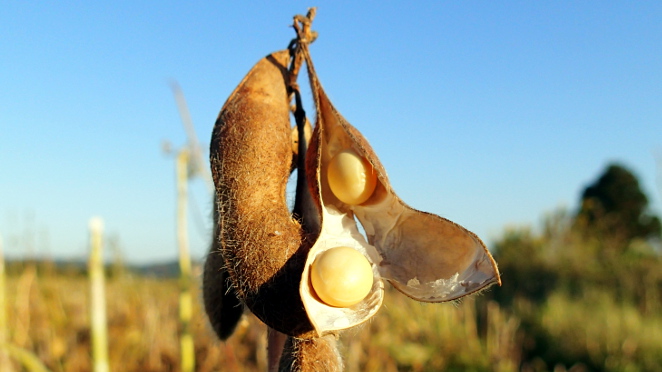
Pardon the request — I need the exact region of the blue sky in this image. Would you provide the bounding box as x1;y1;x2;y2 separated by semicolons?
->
1;2;661;263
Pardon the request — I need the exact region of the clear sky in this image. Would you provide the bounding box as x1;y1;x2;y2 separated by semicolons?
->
1;2;661;264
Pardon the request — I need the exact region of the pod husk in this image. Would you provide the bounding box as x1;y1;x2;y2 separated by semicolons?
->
299;49;500;336
202;203;244;340
207;50;314;337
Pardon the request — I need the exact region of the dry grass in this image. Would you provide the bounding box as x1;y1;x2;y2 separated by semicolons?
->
3;267;267;372
2;264;521;372
3;261;660;371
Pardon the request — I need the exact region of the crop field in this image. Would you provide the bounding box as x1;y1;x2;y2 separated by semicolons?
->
2;165;662;371
3;4;662;372
1;266;519;371
2;223;662;372
2;263;520;372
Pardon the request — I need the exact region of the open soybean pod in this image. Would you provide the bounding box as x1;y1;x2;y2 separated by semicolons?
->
206;50;315;338
300;49;501;337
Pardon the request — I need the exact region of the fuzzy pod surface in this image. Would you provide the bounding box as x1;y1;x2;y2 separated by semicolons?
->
203;203;244;340
207;50;314;337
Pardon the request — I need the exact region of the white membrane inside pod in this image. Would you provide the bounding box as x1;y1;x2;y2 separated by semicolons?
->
301;206;384;335
352;192;499;302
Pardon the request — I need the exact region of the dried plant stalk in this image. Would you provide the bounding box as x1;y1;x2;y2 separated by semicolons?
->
88;217;109;372
278;336;342;372
175;149;195;372
0;233;9;372
0;343;50;372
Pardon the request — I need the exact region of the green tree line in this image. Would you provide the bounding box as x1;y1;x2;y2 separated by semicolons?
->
485;163;662;371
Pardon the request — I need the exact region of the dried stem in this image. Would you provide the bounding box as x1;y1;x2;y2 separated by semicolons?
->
287;7;318;95
89;217;109;372
289;7;320;234
0;233;9;372
176;149;195;372
278;336;343;372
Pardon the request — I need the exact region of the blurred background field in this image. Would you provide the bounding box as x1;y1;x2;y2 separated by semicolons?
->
2;4;662;371
2;164;662;371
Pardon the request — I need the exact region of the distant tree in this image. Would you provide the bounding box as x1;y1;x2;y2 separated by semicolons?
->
576;163;661;242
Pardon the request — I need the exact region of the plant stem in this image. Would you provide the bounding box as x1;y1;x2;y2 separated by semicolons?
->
0;343;51;372
0;233;10;372
177;149;195;372
89;217;109;372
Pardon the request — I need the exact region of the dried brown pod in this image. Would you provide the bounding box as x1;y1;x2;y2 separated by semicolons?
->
299;49;501;337
207;50;315;338
202;204;244;340
204;11;500;371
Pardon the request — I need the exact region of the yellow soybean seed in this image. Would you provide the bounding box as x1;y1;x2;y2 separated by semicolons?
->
327;149;377;205
310;246;374;307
